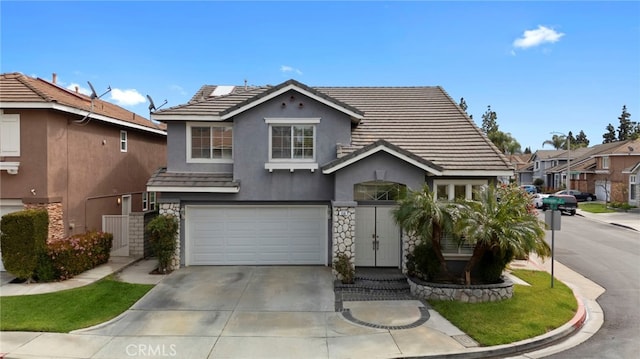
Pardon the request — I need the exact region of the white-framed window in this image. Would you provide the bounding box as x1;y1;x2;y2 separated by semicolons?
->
0;110;20;156
630;175;637;200
120;130;128;152
264;118;319;171
142;191;156;211
433;179;488;201
186;123;233;163
602;156;609;169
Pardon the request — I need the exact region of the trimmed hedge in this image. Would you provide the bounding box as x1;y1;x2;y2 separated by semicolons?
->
0;209;49;281
36;231;113;282
146;214;178;273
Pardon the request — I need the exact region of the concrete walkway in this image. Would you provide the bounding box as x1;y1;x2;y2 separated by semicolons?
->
2;208;637;358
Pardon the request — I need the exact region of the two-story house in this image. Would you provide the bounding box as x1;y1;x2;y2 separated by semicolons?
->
147;79;513;270
592;139;640;202
0;72;167;268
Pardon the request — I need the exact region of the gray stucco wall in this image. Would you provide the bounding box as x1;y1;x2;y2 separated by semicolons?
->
334;151;427;201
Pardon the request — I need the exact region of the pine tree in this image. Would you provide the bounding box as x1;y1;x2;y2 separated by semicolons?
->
574;130;589;148
566;131;576;150
481;105;499;134
524;147;532;154
617;105;633;141
603;123;617;143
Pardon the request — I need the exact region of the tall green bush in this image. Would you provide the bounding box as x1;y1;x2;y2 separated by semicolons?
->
0;209;49;281
145;214;178;273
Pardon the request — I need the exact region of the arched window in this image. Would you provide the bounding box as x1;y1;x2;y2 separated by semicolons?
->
354;182;407;201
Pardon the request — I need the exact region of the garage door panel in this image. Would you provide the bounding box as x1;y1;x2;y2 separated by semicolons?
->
186;206;327;265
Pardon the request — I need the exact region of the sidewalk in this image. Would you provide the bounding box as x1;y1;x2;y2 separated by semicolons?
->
576;207;640;231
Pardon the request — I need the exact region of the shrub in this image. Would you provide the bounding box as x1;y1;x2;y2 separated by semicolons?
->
333;253;355;284
36;231;113;281
146;215;178;273
408;241;441;281
477;247;514;284
0;209;48;281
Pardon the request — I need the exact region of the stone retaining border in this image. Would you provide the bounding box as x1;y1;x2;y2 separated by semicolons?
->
408;277;514;303
340;307;430;330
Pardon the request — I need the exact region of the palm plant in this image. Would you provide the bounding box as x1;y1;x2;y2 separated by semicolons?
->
542;134;566;150
393;184;456;278
455;184;550;285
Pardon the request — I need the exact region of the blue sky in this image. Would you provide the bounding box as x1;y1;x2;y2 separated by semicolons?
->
2;1;639;152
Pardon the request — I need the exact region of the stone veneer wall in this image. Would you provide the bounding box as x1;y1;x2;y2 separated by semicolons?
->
159;203;181;271
408;277;514;303
331;206;356;279
24;202;65;241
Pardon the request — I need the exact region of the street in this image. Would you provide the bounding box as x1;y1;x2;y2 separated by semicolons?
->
540;212;640;359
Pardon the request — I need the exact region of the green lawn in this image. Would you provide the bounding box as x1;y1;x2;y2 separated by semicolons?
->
579;202;616;213
429;270;577;346
0;277;153;332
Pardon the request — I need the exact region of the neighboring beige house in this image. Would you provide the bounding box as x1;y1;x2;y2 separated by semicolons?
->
623;161;640;207
0;72;167;269
592;140;640;203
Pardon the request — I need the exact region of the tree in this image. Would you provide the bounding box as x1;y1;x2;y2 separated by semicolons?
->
524;146;532;154
542;134;566;149
459;97;468;114
454;184;550;285
574;130;589;148
481;105;499;134
393;185;456;278
603;123;616;143
617;105;633;141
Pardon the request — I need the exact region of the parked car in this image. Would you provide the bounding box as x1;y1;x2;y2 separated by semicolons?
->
532;193;550;209
554;190;596;202
520;185;538;194
541;194;578;216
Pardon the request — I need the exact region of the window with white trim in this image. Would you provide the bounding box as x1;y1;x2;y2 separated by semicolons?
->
187;123;233;162
120;131;128;152
602;156;609;169
630;175;637;200
432;179;488;201
142;191;156;211
0;111;20;156
264;118;319;171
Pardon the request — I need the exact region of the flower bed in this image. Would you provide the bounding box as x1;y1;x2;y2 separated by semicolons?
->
408;276;514;303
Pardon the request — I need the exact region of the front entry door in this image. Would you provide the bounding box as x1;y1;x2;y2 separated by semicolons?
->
355;206;401;267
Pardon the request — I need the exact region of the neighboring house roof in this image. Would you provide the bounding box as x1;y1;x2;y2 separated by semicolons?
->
531;149;564;161
147;167;239;193
623;161;640;174
547;140;637;173
0;72;166;135
591;139;640;157
154;79;512;174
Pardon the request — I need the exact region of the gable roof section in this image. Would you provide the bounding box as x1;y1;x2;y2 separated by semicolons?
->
153;79;364;123
146;167;239;193
0;72;166;135
322;139;443;175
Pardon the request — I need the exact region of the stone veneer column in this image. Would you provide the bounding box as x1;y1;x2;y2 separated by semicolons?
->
24;202;65;242
402;232;421;274
331;201;356;279
159;202;181;271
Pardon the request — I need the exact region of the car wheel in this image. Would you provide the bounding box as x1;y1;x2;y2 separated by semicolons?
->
570;210;576;216
586;196;593;201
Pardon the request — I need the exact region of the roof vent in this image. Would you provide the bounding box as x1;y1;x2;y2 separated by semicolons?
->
210;85;235;97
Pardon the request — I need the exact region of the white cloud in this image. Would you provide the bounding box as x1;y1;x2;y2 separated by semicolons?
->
109;88;146;106
280;65;303;75
66;83;91;96
513;25;565;49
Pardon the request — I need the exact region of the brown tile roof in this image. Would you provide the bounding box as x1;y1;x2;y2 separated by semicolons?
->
147;167;238;189
0;72;165;133
155;80;512;172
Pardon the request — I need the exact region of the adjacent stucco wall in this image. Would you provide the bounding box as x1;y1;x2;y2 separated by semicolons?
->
1;108;166;238
333;151;426;201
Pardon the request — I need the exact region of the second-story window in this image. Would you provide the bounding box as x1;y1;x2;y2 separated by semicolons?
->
187;123;233;162
271;125;314;160
602;156;609;169
120;130;127;152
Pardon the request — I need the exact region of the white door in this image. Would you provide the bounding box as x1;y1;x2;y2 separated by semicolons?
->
186;205;327;265
355;206;401;267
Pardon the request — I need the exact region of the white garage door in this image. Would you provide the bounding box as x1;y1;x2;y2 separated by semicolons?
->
595;181;610;202
186;205;328;265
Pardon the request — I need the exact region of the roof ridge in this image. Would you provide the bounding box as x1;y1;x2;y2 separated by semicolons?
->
15;73;54;102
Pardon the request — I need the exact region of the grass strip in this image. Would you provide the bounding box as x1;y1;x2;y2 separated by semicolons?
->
579;203;616;213
0;277;153;333
429;269;577;346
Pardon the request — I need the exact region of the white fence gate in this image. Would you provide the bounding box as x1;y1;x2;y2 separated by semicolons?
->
103;215;129;256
